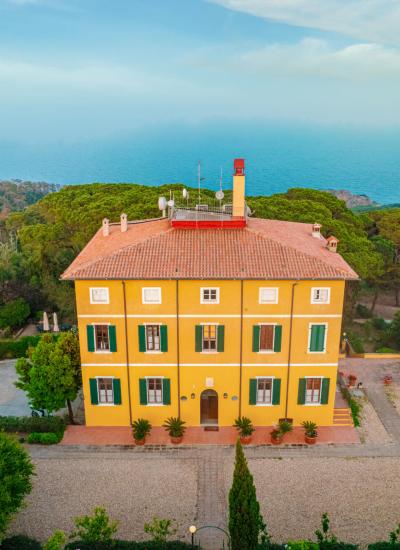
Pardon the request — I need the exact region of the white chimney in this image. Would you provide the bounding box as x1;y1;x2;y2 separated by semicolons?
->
102;218;110;237
312;223;322;238
327;235;339;252
120;213;128;233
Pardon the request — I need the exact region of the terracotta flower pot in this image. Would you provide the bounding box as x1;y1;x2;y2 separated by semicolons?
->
170;436;183;445
270;435;282;445
134;438;145;446
305;435;317;445
240;435;252;445
384;375;393;385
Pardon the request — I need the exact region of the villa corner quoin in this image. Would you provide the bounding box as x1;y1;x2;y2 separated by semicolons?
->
62;159;358;428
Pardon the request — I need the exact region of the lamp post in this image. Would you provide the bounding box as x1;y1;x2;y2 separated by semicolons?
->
189;525;197;546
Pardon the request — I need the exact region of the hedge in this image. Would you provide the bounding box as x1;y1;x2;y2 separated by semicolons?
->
0;415;66;435
0;535;42;550
66;542;194;549
27;432;62;445
0;336;41;360
368;545;400;550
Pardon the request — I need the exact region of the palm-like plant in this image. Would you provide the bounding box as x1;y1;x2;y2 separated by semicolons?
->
132;418;152;441
302;420;318;438
233;416;255;437
162;417;186;438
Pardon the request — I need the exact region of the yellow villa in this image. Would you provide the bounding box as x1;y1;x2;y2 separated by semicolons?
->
62;159;358;429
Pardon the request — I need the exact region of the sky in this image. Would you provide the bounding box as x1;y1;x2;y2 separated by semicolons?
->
1;0;400;141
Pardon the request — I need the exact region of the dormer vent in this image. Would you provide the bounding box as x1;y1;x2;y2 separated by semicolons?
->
312;223;322;238
121;213;128;233
327;235;339;252
102;218;110;237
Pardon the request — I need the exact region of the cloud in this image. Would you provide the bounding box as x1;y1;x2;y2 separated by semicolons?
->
209;0;400;46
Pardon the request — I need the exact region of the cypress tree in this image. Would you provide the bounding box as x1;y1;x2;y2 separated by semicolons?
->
229;439;264;550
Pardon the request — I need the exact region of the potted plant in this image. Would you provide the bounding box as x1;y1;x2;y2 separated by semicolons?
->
384;375;393;386
163;416;186;444
270;419;293;444
348;374;357;387
132;418;152;445
302;420;318;445
234;416;255;444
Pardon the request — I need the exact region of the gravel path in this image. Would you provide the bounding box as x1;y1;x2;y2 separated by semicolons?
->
11;454;197;543
357;399;392;444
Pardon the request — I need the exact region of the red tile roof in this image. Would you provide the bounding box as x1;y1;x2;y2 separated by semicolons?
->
61;217;358;281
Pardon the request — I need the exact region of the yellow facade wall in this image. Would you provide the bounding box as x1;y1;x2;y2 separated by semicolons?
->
75;278;344;428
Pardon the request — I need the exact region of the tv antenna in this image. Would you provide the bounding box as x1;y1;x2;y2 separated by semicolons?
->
197;160;205;202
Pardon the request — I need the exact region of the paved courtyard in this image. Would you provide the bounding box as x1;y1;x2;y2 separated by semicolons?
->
0;359;31;416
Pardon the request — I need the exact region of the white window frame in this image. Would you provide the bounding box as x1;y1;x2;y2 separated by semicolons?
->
259;287;279;304
311;287;331;304
143;323;162;354
304;376;324;406
307;322;328;354
93;323;111;353
145;376;164;406
142;287;162;304
201;323;219;353
255;376;275;406
257;323;276;354
90;287;109;304
200;287;220;304
95;376;115;406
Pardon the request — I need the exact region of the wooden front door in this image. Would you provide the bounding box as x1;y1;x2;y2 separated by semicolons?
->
200;389;218;425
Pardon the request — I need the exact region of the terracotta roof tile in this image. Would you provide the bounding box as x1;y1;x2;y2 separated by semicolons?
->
61;217;358;281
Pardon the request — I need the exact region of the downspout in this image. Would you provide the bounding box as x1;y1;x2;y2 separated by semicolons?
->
122;281;133;425
239;280;244;417
176;280;181;417
285;281;298;420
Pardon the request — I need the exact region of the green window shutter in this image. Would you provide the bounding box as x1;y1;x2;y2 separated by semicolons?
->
320;378;330;405
160;325;168;352
139;379;147;405
89;378;98;405
310;325;326;352
113;378;122;405
297;378;306;405
195;325;203;352
217;325;225;352
249;379;257;405
109;325;117;352
252;326;260;352
138;325;146;352
87;325;95;352
272;378;281;405
162;378;171;405
273;325;282;352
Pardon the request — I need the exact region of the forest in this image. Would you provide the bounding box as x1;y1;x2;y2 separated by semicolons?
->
0;182;399;350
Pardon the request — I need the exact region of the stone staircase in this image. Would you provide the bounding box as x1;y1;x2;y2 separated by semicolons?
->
333;407;354;426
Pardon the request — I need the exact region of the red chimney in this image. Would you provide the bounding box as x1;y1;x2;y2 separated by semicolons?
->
234;158;245;176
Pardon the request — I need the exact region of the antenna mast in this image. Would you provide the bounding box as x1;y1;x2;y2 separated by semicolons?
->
198;160;201;202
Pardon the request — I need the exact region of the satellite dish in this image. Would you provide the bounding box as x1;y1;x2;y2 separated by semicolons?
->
215;190;224;200
167;199;175;208
182;188;188;199
158;196;167;211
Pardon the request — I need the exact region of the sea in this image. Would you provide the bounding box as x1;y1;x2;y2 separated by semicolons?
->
1;122;400;205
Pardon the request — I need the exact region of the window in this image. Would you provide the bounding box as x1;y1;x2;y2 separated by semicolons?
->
311;287;330;304
90;287;109;304
97;378;113;404
259;325;274;351
201;287;219;304
147;378;163;404
257;378;272;404
259;287;278;304
203;324;217;350
95;325;109;351
309;324;327;352
305;378;321;404
146;325;160;351
142;287;161;304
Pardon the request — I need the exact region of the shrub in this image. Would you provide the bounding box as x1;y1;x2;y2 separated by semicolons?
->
144;518;177;543
372;318;389;331
0;535;42;549
340;388;362;427
369;545;400;550
356;304;372;318
43;531;66;550
65;542;193;549
0;336;41;360
315;513;357;550
375;347;398;354
162;417;186;438
0;415;66;435
0;298;30;330
27;432;61;445
234;416;255;437
287;541;318;550
71;507;118;544
132;418;152;441
347;332;365;354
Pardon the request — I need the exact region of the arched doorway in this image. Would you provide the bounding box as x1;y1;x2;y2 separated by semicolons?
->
200;389;218;425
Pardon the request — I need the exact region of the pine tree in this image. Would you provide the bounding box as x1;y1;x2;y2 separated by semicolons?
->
229;439;265;550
